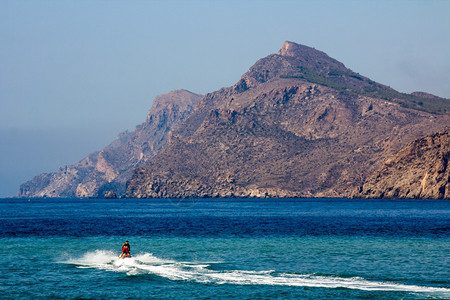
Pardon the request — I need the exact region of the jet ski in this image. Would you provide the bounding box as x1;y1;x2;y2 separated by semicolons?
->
119;253;131;259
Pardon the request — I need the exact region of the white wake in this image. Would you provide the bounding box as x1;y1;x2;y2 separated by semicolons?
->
62;250;450;296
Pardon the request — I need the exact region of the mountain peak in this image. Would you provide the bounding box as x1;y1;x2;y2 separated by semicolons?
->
151;89;202;115
278;41;315;57
237;41;348;91
277;41;343;67
153;89;202;108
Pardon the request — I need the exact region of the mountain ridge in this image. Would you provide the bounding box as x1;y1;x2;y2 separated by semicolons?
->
18;41;450;199
125;41;450;199
18;89;202;198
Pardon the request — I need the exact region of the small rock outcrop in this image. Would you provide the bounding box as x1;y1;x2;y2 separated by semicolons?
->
354;129;450;199
104;190;117;199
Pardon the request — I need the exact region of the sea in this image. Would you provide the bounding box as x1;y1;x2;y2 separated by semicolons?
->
0;198;449;299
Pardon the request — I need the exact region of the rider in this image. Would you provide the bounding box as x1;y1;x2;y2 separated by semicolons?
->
121;241;131;258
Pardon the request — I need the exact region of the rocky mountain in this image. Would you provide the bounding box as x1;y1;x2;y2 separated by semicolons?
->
18;90;202;198
126;41;450;198
353;129;450;199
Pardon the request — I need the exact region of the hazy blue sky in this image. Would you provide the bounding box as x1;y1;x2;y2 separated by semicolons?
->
1;0;449;197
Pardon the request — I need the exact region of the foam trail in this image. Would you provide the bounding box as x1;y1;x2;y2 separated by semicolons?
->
62;251;450;296
64;250;117;270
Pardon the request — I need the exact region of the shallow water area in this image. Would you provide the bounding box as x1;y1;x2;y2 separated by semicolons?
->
1;198;449;299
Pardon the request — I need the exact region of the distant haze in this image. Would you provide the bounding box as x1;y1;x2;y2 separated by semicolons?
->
1;0;449;197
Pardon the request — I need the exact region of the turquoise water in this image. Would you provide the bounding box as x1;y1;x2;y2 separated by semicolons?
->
1;198;449;299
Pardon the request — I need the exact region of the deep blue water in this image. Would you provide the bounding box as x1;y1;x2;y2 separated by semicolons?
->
0;198;449;299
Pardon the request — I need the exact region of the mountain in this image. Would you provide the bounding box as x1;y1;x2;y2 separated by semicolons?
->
353;129;449;199
18;90;202;198
126;41;450;198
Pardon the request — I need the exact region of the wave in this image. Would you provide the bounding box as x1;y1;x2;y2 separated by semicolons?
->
62;250;450;296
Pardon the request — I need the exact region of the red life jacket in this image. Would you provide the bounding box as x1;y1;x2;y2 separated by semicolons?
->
122;245;130;253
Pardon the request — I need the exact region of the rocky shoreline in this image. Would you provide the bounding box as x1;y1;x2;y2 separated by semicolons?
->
353;129;449;199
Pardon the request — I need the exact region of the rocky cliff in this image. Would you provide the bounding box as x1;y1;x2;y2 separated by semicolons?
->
18;90;202;198
125;41;450;198
353;129;450;199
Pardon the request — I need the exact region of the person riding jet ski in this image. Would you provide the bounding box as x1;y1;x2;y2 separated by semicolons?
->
120;241;131;258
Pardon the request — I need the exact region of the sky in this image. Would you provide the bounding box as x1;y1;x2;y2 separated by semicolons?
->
1;0;449;197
